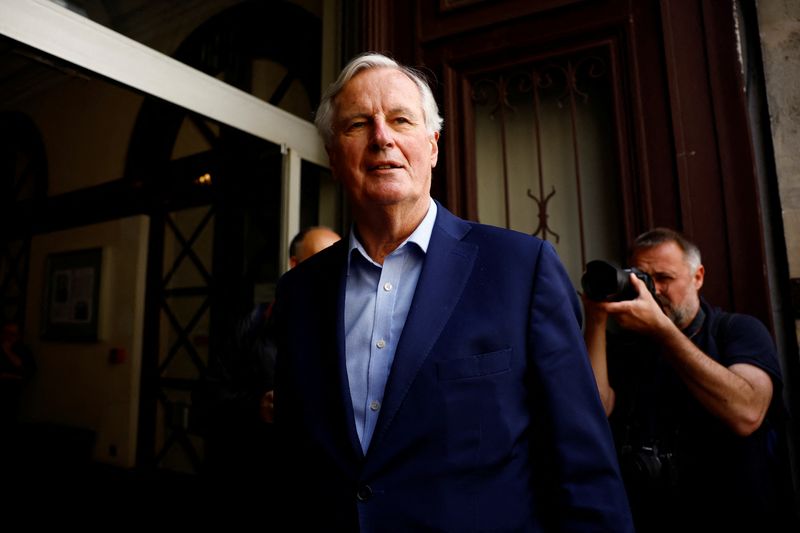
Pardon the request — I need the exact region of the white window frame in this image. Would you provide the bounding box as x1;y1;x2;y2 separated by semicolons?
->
0;0;329;273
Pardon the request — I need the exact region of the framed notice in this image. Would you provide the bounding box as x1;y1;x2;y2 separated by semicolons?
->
41;247;102;341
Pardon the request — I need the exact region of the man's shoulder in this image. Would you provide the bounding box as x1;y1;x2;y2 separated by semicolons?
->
467;221;545;245
435;204;546;251
701;300;781;379
702;301;769;338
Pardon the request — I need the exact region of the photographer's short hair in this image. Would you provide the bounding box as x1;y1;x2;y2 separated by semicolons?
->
289;227;311;258
631;228;702;273
314;52;443;146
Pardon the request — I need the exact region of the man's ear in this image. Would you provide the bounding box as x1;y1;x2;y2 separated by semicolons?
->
430;131;439;168
694;264;705;290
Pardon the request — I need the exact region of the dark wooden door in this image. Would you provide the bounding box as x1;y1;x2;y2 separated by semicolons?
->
364;0;772;327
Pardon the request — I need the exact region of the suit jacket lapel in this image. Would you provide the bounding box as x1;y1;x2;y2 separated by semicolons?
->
368;205;477;452
301;242;366;470
336;244;364;459
325;239;366;460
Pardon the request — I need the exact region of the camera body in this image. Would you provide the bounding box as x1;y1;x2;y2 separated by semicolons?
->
581;259;656;302
620;442;678;490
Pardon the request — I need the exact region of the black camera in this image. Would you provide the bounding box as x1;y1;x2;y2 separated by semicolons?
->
581;260;656;302
620;443;678;489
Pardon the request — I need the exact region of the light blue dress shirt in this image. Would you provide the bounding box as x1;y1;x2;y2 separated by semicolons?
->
344;199;437;454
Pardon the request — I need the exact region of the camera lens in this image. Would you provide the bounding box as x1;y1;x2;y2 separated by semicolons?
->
581;260;656;302
581;260;638;301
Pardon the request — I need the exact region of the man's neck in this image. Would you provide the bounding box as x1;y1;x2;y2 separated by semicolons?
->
680;305;705;339
353;197;431;264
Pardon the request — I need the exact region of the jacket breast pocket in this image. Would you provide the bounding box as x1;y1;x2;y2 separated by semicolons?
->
436;348;512;381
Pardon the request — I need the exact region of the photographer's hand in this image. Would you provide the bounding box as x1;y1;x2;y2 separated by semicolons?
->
259;389;274;423
604;276;772;436
600;274;674;338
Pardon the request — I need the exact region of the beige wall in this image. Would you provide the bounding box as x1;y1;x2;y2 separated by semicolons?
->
26;77;143;196
758;0;800;344
22;216;149;468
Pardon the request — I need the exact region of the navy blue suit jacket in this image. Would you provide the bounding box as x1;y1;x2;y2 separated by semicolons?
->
273;203;633;532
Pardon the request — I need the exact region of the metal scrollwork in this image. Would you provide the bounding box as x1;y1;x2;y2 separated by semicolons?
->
471;54;607;262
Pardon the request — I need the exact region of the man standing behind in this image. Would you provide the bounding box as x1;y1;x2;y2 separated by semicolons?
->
583;228;794;532
288;226;341;269
260;226;342;423
200;226;340;479
273;52;632;531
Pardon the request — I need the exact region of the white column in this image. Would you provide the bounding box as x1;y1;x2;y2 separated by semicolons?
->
280;145;302;274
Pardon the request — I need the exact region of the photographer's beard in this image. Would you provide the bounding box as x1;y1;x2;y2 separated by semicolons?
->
656;293;696;330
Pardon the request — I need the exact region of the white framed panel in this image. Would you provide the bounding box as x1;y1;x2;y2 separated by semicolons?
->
0;0;328;168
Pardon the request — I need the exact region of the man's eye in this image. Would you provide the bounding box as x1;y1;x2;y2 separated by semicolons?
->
395;117;410;124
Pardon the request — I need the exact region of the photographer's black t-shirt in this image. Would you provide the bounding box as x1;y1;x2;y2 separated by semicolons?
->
607;299;793;533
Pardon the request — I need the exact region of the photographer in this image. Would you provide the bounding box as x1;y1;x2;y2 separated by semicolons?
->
583;228;794;532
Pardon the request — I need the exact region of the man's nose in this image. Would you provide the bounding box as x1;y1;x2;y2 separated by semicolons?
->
369;118;394;150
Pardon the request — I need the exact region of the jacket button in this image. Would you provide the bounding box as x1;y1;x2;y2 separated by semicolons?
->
356;485;373;502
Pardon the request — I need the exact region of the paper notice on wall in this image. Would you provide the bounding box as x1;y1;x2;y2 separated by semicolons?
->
50;267;95;324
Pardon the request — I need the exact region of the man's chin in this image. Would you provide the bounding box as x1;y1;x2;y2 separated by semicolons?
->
667;308;694;329
364;191;428;208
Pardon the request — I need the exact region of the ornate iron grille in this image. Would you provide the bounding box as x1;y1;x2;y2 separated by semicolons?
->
472;50;622;285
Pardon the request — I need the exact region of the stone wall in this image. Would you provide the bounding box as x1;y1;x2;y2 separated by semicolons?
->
758;0;800;343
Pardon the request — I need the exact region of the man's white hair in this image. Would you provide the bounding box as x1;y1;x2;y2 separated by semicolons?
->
314;52;443;146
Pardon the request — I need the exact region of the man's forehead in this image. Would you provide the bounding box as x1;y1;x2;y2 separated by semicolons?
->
336;69;422;110
633;242;689;269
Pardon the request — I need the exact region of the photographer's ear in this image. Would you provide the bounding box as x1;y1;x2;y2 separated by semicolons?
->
693;264;705;291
